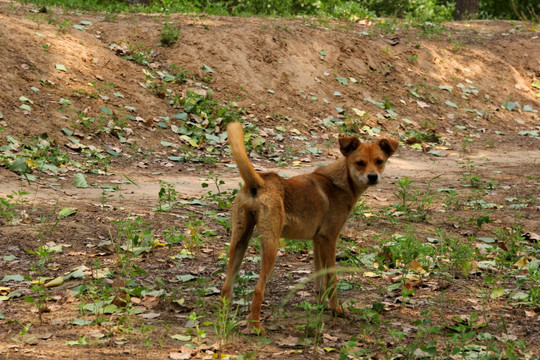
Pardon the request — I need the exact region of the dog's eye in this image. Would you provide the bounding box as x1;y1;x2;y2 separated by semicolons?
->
356;161;365;167
376;159;384;165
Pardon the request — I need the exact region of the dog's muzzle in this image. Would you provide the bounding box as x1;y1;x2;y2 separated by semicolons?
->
367;173;379;185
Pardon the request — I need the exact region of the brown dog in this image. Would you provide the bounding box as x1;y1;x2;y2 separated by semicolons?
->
221;122;398;334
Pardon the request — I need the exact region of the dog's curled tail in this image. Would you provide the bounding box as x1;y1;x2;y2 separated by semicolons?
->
227;122;265;189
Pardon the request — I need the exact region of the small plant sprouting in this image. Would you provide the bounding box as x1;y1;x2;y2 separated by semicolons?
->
42;42;51;53
0;190;29;224
155;180;179;212
25;246;54;322
201;172;237;209
160;22;181;46
296;300;326;347
214;297;239;350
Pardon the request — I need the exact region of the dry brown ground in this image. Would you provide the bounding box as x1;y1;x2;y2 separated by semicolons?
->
0;1;539;359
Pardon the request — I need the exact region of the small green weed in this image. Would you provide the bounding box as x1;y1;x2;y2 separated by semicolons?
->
154;180;179;212
214;297;239;349
24;246;55;322
160;22;181;46
0;190;28;224
201;172;237;210
296;300;325;347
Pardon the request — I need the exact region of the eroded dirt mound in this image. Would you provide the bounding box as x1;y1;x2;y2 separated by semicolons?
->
1;2;539;156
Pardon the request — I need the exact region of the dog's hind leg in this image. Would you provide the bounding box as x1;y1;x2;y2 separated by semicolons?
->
221;205;255;300
246;195;284;334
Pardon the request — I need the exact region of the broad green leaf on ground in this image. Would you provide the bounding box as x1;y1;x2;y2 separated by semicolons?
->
44;276;64;288
202;64;214;73
169;156;185;162
439;85;452;92
58;207;77;218
106;149;120;156
3;254;17;262
179;135;197;147
336;77;348;85
73;24;87;31
176;274;196;282
99;106;112;115
69;319;92;326
445;100;458;108
511;292;529;300
170;334;192;341
251;136;265;148
352;108;365;116
532;80;540;89
20;104;31;111
1;274;25;282
80;20;93;26
73;173;90;188
55;64;67;72
19;96;33;104
66;337;88;346
65;269;86;280
502;101;520;111
268;89;275;94
523;105;535;112
9;157;29;173
490;287;505;299
173;112;188;121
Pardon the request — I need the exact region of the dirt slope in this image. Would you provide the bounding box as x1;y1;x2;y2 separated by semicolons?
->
1;2;539;152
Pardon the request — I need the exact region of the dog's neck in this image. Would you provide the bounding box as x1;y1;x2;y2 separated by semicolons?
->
315;157;368;199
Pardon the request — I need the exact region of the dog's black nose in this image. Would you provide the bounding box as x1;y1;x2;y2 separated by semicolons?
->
367;173;379;184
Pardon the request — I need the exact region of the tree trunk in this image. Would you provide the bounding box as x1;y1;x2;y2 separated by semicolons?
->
454;0;479;20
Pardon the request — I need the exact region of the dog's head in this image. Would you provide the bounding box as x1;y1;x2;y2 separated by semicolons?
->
339;137;399;187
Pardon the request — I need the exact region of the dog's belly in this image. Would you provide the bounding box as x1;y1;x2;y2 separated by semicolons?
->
281;227;314;240
281;216;321;240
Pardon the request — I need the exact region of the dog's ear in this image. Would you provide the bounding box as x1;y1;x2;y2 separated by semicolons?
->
339;137;361;156
377;138;399;156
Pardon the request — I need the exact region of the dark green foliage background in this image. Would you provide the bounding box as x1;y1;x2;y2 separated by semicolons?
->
19;0;540;21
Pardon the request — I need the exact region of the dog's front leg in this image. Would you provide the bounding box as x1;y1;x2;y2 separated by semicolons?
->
315;234;348;317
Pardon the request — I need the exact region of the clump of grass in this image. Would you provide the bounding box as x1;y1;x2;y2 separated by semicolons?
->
161;22;180;46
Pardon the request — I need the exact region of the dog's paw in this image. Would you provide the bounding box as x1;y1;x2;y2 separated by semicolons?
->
244;314;266;335
331;304;349;318
241;325;266;336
